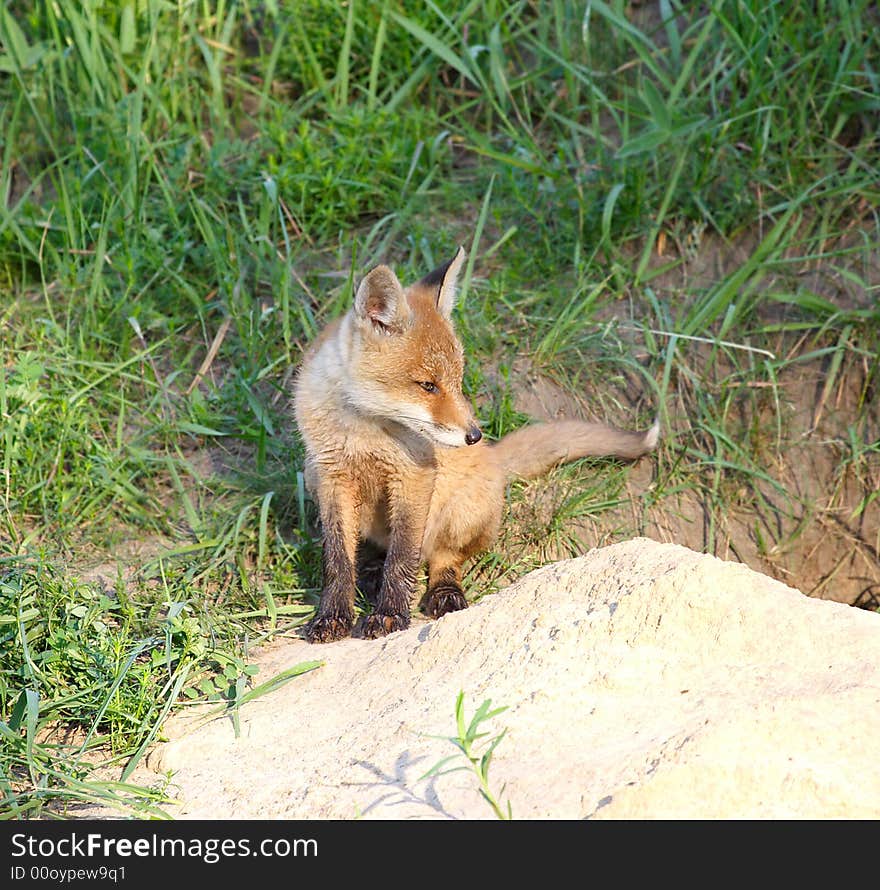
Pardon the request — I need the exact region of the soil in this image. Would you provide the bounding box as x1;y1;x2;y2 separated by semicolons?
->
491;225;880;608
503;349;879;607
77;539;880;819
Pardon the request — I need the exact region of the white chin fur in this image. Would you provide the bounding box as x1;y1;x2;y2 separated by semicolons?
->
347;391;468;447
373;401;468;447
422;426;468;448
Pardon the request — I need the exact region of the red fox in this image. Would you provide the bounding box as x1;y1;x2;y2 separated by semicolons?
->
293;247;659;643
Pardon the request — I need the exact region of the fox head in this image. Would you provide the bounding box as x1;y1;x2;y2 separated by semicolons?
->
346;246;482;448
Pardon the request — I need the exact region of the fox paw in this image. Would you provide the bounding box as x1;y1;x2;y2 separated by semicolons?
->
424;586;468;619
362;612;410;639
306;614;355;644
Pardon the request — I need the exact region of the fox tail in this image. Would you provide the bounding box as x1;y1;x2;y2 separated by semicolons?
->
491;418;659;480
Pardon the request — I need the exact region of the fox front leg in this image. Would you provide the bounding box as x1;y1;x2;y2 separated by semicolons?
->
306;480;360;644
362;476;431;639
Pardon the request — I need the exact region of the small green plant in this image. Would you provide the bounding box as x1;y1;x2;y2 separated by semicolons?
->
422;691;512;820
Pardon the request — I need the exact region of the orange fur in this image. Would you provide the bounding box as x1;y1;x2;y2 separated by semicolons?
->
293;247;658;643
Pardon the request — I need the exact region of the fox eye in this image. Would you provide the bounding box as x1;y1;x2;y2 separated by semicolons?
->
418;381;438;394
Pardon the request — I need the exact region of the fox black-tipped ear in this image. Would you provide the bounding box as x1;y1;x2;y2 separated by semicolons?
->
419;246;466;319
354;265;409;330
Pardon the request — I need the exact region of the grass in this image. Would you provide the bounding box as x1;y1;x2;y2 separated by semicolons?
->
0;0;878;816
421;691;512;820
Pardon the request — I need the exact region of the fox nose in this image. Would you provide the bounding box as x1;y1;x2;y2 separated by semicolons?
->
465;425;482;446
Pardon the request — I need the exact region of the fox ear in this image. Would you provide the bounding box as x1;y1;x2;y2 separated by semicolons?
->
354;265;409;331
419;246;466;319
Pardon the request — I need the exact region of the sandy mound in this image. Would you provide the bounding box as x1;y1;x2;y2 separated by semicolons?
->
141;538;880;819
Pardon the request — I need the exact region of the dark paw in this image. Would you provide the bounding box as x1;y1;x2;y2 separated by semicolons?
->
306;614;355;644
423;585;468;619
362;611;410;639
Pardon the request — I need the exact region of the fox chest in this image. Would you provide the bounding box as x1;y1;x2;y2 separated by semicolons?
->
346;457;424;548
308;446;432;548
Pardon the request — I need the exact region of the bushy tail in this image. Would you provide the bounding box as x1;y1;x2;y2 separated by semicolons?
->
491;419;659;480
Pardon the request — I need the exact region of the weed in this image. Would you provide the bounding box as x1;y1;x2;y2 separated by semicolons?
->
421;691;512;820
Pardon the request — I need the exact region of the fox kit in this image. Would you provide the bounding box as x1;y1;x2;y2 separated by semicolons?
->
293;247;658;643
